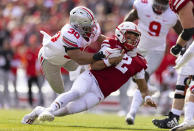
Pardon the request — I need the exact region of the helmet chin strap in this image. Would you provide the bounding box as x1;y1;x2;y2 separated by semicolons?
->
123;42;135;51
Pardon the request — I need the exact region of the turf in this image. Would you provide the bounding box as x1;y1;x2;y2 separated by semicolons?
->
0;109;171;131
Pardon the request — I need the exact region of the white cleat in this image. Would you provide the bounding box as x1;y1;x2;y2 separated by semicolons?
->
38;110;54;122
21;106;45;124
171;120;194;131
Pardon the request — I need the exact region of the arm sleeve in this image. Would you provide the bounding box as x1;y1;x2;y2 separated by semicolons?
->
62;35;79;48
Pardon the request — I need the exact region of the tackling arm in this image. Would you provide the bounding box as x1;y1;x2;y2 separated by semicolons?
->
124;8;138;22
96;34;107;44
67;49;104;65
67;48;123;65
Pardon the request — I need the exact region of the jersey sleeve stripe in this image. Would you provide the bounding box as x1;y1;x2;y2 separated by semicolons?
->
101;43;110;48
173;0;180;6
102;41;110;45
175;0;184;10
62;36;78;47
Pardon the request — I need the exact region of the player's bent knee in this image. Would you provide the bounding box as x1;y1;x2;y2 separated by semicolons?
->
174;85;185;99
66;101;87;114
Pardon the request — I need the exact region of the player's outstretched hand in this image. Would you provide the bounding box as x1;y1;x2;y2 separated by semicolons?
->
144;96;157;108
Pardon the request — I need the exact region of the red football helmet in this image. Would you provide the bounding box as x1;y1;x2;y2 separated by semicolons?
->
115;22;141;51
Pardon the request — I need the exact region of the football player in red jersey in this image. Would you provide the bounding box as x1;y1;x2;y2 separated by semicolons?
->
21;22;157;125
152;0;194;130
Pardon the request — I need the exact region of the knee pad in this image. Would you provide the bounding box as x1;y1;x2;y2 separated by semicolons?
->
174;85;185;99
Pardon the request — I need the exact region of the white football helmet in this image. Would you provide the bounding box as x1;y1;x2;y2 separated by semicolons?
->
152;0;169;14
115;22;141;51
70;6;97;39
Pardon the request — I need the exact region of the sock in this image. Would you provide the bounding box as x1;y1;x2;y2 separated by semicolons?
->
171;108;182;116
128;89;143;118
48;91;80;112
184;102;194;121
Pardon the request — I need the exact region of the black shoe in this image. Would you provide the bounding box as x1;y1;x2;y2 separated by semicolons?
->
152;112;179;129
126;117;134;125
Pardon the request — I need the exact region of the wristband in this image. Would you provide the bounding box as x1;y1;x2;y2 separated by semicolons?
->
181;28;194;41
103;59;111;67
144;96;152;102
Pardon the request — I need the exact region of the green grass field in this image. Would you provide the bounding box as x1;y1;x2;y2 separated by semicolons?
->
0;109;176;131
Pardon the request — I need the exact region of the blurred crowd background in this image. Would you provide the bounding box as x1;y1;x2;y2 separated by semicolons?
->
0;0;179;115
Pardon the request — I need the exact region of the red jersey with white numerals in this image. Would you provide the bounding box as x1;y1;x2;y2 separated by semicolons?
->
40;23;100;65
90;38;147;97
169;0;194;13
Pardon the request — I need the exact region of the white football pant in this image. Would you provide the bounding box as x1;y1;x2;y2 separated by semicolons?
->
38;52;78;94
48;70;104;116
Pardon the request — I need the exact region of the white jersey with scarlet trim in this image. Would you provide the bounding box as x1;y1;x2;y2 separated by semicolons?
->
40;23;101;65
134;0;178;51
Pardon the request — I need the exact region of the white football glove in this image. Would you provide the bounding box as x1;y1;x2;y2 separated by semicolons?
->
102;48;121;58
40;30;51;47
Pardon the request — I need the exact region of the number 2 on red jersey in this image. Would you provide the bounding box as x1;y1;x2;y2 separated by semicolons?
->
115;55;132;74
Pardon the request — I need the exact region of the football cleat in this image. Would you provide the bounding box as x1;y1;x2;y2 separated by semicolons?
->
152;112;179;129
21;106;45;124
38;110;54;122
170;120;194;131
125;113;135;125
126;116;134;125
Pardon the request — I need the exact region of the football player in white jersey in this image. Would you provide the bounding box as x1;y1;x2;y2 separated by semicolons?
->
123;0;182;125
38;6;121;94
153;0;194;130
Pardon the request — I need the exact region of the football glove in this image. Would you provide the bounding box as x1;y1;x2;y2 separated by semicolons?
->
170;44;182;56
103;48;121;58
